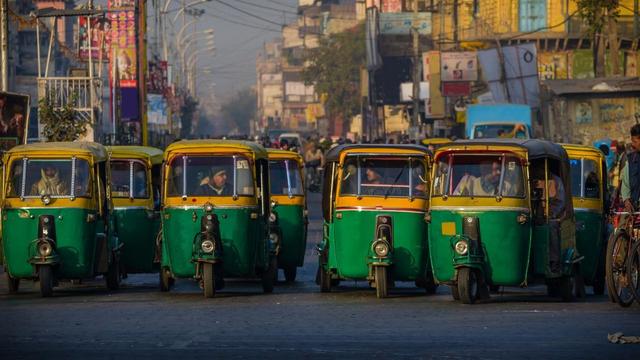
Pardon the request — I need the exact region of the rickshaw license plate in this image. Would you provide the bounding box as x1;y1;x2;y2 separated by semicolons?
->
441;222;457;236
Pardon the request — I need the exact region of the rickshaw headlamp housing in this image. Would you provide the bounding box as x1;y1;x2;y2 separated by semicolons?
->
269;212;277;223
204;203;214;213
455;240;469;255
38;241;53;257
373;240;390;257
201;240;215;253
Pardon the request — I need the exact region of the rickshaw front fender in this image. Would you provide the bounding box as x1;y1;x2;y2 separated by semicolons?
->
29;254;60;266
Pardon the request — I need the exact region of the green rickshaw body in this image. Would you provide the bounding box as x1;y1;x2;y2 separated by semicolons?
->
274;203;306;268
108;146;164;274
574;210;604;282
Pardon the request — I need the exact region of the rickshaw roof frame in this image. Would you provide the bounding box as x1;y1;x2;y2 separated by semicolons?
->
439;139;567;161
107;146;164;165
325;144;432;163
560;143;606;159
4;142;108;162
266;149;304;164
164;140;268;160
421;138;451;147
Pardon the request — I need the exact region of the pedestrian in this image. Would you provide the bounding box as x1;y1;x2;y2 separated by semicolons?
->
618;125;640;220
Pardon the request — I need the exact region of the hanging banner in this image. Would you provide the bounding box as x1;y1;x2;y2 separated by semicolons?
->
0;92;30;151
423;51;445;117
147;94;168;125
78;17;109;62
442;82;471;97
147;60;168;94
441;52;478;82
109;9;137;88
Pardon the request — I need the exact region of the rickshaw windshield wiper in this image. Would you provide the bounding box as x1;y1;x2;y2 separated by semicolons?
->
384;163;408;199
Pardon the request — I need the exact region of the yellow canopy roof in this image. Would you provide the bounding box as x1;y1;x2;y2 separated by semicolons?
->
108;146;164;165
5;142;108;162
165;140;268;160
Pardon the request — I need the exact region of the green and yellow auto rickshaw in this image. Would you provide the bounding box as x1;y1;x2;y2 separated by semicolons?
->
160;140;277;297
267;149;307;282
562;144;607;295
428;139;580;304
108;146;163;276
2;142;121;297
318;144;436;298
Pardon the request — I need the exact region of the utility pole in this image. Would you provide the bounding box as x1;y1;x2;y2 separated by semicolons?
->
411;0;420;129
1;0;9;91
634;0;639;39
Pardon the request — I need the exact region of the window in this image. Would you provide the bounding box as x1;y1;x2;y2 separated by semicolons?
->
269;159;303;196
7;157;91;198
167;155;254;197
432;154;525;198
339;156;428;198
111;160;149;198
569;158;600;199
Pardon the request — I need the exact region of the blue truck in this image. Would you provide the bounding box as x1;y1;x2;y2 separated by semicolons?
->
466;104;532;139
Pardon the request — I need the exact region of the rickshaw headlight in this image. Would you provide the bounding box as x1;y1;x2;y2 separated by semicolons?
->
455;240;469;255
204;203;214;213
38;242;53;257
41;195;52;205
269;212;277;223
373;241;390;257
201;240;215;253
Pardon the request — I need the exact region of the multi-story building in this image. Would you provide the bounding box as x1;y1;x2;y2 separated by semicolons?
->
256;41;284;133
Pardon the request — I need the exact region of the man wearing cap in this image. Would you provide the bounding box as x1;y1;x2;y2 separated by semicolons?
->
195;166;232;196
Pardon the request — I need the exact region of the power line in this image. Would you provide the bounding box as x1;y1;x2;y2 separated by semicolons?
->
234;0;297;15
212;0;285;28
266;0;297;9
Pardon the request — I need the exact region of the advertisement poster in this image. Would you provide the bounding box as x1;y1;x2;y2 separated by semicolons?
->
0;92;30;151
422;51;444;118
538;52;568;80
147;60;168;94
379;13;431;35
108;0;135;10
441;52;478;82
382;0;402;12
109;10;137;88
575;102;592;124
147;94;168;125
78;17;109;61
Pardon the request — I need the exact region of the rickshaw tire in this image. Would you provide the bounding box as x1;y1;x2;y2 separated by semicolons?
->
374;266;388;299
6;273;20;294
159;268;172;292
626;241;640;305
106;255;121;291
450;285;460;300
203;263;216;298
319;266;331;293
457;268;478;304
262;256;277;293
39;265;54;298
606;231;634;306
284;266;297;283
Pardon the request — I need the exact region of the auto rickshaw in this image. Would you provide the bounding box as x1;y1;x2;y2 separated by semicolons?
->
267;149;307;282
562;144;607;295
1;142;121;297
108;146;163;276
428;139;580;304
421;138;450;151
318;144;437;298
160;140;277;297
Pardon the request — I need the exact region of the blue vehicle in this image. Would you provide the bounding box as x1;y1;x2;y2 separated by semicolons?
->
466;104;532;139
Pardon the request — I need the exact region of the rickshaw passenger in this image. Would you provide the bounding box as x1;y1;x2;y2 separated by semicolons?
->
30;165;68;196
470;160;512;197
194;167;232;196
533;168;565;273
584;171;599;198
362;164;385;196
133;168;147;197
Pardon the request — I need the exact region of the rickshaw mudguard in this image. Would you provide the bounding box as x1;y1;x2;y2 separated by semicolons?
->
2;207;99;279
274;204;307;268
162;206;263;278
115;207;159;274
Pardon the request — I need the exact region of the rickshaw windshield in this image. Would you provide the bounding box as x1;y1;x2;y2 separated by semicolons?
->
167;155;254;197
6;158;91;198
433;154;525;198
339;156;428;198
269;159;303;196
474;124;527;139
569;158;600;199
111;160;148;199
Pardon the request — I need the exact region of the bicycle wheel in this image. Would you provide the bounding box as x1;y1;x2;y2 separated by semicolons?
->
605;231;635;307
627;240;640;305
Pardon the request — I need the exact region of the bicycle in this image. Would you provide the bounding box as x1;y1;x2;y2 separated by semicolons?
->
627;236;640;305
606;211;640;307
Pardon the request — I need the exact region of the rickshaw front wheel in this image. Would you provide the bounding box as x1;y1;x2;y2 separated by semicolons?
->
450;285;460;300
6;272;20;294
261;256;277;293
457;268;479;304
374;266;388;299
284;266;297;283
39;265;54;298
203;263;216;298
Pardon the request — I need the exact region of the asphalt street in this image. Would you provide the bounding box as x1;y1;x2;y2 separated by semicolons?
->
1;193;639;359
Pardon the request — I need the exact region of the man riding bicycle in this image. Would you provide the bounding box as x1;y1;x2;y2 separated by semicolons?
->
619;124;640;214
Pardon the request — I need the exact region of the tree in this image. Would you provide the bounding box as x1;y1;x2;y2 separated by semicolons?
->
576;0;620;76
39;93;91;142
220;88;256;135
303;24;365;125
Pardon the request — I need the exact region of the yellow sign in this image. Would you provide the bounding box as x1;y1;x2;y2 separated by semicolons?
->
441;222;457;236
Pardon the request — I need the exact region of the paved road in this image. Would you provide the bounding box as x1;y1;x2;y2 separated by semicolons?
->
1;193;639;359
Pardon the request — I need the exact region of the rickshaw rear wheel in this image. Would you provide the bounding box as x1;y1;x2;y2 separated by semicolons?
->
606;231;635;307
39;265;54;298
6;273;20;294
106;255;121;291
457;268;479;304
261;256;277;293
159;267;173;292
450;285;460;300
203;263;216;298
374;266;388;299
284;266;297;283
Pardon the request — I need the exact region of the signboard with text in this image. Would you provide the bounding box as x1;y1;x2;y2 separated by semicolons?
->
379;13;431;35
441;52;478;82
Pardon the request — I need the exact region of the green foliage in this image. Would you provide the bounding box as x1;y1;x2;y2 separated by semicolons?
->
220;88;256;134
303;24;365;121
180;94;199;138
39;93;91;142
576;0;620;34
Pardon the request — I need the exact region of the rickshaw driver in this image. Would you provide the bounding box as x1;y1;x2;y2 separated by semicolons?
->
362;163;385;196
195;166;232;196
620;124;640;217
469;160;513;197
30;165;68;196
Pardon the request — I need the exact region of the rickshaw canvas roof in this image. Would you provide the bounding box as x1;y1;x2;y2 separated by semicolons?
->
325;144;432;163
560;143;605;159
108;146;164;165
165;140;268;160
267;149;304;162
5;142;108;162
444;139;567;161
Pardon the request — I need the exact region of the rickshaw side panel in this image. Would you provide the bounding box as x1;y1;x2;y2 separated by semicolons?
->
531;226;549;276
332;210;428;280
116;208;159;274
163;207;263;278
429;210;530;285
2;208;97;279
575;210;603;282
276;204;306;268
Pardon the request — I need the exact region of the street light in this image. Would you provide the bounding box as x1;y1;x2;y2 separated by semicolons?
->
173;0;212;23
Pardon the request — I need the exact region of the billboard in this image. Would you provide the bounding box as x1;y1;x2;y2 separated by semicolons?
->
0;92;29;151
78;17;109;61
109;9;137;88
147;94;168;125
379;13;432;35
441;52;478;82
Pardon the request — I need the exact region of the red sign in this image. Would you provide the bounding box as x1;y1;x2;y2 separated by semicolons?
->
442;82;471;97
108;10;137;88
